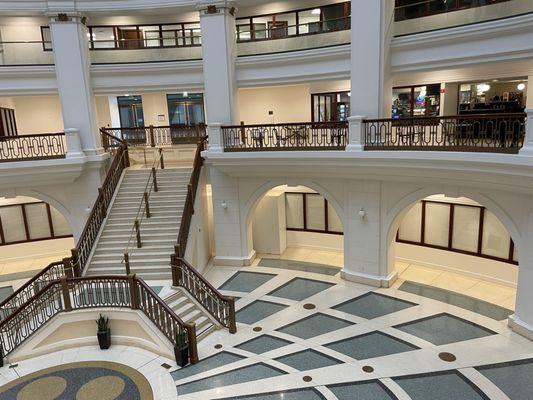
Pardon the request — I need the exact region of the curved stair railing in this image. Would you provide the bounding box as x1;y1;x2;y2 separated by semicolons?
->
0;130;129;321
0;275;198;363
170;137;238;334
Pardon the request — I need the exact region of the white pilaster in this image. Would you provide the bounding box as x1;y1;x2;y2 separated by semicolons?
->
198;1;239;126
48;13;102;155
350;0;394;119
509;205;533;339
346;115;365;151
519;109;533;156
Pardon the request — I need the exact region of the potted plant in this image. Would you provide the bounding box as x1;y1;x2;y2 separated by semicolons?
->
174;330;189;367
96;314;111;350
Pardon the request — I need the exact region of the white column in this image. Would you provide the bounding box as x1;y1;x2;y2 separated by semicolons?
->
509;205;533;340
350;0;393;119
108;96;121;128
198;1;239;127
48;13;102;156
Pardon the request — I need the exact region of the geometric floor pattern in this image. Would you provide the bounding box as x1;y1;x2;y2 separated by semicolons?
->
170;261;533;399
155;259;533;399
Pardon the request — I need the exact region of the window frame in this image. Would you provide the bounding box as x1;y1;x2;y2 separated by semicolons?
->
285;192;343;235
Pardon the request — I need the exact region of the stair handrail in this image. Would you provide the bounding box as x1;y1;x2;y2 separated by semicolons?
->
72;130;130;276
0;274;198;364
169;138;237;334
0;130;130;323
120;147;165;274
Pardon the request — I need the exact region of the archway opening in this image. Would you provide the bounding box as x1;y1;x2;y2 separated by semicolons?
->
249;185;344;275
0;195;74;297
389;194;517;317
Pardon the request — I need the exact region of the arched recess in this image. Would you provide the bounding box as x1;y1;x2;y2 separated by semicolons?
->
384;187;521;297
241;179;345;264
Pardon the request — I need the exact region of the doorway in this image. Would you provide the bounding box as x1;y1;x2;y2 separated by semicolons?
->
117;95;144;128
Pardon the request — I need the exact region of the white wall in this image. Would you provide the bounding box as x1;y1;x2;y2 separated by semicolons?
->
0;237;74;262
142;92;170;126
287;230;343;251
95;95;112;128
9;95;64;134
252;191;287;255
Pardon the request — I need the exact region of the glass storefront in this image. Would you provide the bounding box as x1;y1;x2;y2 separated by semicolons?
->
392;84;441;118
312;91;350;122
117;95;144;128
458;78;527;115
167;93;205;125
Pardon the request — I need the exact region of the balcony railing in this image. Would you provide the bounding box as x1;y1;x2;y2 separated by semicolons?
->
101;125;206;148
363;113;526;153
222;122;348;152
0;133;66;162
394;0;512;22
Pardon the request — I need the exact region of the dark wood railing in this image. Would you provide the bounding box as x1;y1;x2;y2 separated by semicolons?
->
73;131;130;275
0;275;198;363
171;257;236;334
102;124;206;148
394;0;511;22
0;133;66;162
0;261;69;321
363;113;526;153
222;121;348;152
0;131;129;324
169;138;237;333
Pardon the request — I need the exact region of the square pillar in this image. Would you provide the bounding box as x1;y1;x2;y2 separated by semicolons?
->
48;13;102;156
350;0;394;119
198;1;239;126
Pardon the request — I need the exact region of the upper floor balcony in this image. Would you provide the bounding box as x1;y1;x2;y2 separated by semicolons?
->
0;0;530;67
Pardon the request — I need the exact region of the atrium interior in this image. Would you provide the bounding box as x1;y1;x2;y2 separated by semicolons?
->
0;0;533;399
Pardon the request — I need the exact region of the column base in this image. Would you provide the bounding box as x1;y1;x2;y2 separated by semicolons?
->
346;144;364;152
214;250;256;267
508;314;533;341
519;147;533;157
341;269;398;288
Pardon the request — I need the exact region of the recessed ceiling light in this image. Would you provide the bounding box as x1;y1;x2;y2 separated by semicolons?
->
517;83;526;91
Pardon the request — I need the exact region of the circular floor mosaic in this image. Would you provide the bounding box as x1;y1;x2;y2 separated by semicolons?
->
0;361;153;400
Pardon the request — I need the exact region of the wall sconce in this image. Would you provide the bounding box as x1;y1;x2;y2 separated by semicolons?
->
221;200;228;210
358;208;366;220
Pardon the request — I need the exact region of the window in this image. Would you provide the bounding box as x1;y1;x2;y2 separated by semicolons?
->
42;22;202;51
458;79;527;114
394;0;512;21
236;2;350;42
0;107;17;137
0;201;72;246
312;91;351;122
397;200;517;264
392;84;441;119
285;192;343;234
167;93;205;125
117;96;144;128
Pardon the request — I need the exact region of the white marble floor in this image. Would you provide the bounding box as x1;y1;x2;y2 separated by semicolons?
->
169;261;532;399
393;262;517;310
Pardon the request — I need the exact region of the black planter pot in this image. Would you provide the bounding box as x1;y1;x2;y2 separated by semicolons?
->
174;345;189;367
97;329;111;350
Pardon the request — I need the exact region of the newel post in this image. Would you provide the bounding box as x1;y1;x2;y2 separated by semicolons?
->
60;277;72;311
128;274;139;310
520;109;533;156
346;116;365;151
206;123;223;152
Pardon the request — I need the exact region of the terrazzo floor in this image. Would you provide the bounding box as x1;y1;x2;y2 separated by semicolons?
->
0;256;529;400
171;258;533;400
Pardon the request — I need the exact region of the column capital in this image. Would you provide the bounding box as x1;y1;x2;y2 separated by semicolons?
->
46;12;88;25
196;1;237;16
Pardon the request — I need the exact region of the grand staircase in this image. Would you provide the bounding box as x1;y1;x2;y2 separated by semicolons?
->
86;165;218;340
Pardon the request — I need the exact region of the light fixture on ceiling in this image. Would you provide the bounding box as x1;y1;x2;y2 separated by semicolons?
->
183;91;189;97
311;8;321;15
517;83;526;91
348;92;351;97
476;83;490;94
